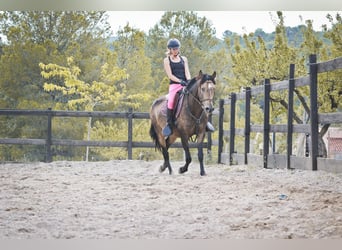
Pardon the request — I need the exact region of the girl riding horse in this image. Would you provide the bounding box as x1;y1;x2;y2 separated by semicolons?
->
163;38;214;136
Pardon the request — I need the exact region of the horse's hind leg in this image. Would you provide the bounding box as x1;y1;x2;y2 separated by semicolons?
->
159;147;172;175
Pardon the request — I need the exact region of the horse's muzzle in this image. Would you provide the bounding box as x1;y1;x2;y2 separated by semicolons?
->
205;107;214;113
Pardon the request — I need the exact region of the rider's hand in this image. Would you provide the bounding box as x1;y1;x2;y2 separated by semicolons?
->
180;80;187;86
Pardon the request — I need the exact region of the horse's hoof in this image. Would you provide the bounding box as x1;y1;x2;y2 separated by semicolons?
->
200;171;206;176
159;165;166;173
179;167;187;174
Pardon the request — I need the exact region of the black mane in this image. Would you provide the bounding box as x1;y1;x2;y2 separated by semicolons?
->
200;74;216;85
187;73;216;90
186;77;198;90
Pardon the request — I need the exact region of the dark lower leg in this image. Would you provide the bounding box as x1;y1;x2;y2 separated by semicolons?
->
179;147;191;174
162;108;174;136
160;147;172;174
198;145;206;176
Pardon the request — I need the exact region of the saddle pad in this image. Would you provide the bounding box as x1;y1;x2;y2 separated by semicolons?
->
160;91;185;119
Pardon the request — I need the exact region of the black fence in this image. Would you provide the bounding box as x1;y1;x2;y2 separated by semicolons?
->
1;55;341;173
217;55;342;173
0;108;213;162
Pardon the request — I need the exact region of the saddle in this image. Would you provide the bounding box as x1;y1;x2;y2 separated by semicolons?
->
161;88;186;120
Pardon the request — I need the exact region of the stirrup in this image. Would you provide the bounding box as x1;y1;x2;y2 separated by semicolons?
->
206;122;215;132
162;124;172;136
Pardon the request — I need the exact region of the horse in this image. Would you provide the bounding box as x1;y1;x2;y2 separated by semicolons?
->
149;70;216;176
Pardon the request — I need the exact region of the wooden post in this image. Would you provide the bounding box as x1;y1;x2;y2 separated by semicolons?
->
46;108;52;163
218;99;224;163
244;87;251;165
229;93;236;165
287;64;295;169
127;108;133;160
309;54;318;171
272;132;276;153
263;79;270;168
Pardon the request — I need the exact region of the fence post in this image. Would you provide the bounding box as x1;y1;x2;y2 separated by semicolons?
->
309;54;318;171
244;87;251;165
229;93;236;165
287;64;295;169
263;79;270;168
127;108;133;160
46;108;52;163
218;99;224;163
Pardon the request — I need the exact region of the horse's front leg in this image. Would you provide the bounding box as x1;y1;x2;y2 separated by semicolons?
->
160;147;172;175
196;133;206;176
179;137;191;174
197;142;206;176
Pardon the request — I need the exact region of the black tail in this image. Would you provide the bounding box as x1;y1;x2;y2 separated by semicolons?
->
149;124;162;151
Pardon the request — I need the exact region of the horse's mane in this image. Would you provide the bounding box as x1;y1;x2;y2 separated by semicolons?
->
200;74;216;85
186;77;198;90
187;73;216;91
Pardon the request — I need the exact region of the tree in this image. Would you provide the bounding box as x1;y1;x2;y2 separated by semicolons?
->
225;11;341;157
323;13;342;58
0;11;112;108
0;11;112;160
40;55;130;160
112;24;154;111
146;11;227;100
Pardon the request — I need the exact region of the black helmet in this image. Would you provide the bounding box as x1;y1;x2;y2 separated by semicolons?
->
167;38;181;49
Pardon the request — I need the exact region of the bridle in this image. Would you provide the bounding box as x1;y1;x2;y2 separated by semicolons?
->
182;76;215;136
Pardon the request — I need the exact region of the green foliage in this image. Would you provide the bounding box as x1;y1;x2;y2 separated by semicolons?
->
112;24;154;111
226;11;341;126
0;10;341;161
89;119;159;160
40;56;129;111
0;11;113;161
146;11;228;101
323;13;342;58
224;11;341;156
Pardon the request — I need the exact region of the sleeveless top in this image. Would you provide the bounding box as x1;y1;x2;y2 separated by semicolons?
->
168;56;186;84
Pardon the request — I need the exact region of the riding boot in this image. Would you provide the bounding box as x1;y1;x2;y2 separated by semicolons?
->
163;108;174;136
206;121;215;132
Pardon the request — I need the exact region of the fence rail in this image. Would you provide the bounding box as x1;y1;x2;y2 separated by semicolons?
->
217;55;342;173
0;108;211;162
1;54;341;172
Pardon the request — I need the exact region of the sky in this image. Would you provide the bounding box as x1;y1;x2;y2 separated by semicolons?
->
107;11;340;38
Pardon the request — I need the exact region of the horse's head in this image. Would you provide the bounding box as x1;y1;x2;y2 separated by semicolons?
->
194;70;216;114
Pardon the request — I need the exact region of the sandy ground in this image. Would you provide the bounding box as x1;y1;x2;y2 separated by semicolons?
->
0;160;341;239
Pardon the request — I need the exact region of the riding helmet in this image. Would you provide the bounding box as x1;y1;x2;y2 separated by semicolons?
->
167;38;181;49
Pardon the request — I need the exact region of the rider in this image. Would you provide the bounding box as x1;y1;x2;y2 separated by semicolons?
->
163;38;215;136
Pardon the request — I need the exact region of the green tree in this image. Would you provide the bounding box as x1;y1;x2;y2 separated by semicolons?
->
113;24;154;111
40;55;130;160
146;11;227;100
41;57;128;111
225;11;341;157
323;13;342;58
0;11;111;108
0;11;112;161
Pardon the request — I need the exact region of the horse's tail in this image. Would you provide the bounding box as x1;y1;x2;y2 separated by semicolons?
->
149;123;162;152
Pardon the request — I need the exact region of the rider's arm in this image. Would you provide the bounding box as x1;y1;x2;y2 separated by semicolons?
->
182;56;191;81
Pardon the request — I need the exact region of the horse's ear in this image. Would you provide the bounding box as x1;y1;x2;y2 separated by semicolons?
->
212;71;216;79
197;70;203;80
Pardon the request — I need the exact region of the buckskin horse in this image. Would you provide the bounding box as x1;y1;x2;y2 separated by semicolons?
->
149;70;216;176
